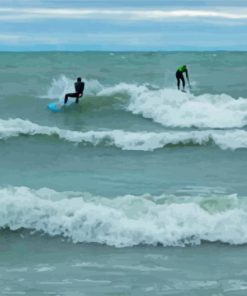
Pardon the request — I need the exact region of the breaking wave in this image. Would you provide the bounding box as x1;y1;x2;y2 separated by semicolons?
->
1;118;247;151
44;76;247;129
1;186;247;247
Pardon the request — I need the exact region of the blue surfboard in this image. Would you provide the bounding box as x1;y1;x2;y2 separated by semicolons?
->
48;102;63;112
48;99;75;112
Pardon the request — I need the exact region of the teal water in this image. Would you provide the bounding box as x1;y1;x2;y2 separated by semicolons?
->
1;52;247;295
1;231;247;296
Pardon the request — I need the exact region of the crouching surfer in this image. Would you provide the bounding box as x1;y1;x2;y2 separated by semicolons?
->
64;77;85;104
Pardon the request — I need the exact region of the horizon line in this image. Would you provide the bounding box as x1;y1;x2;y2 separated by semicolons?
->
0;49;247;53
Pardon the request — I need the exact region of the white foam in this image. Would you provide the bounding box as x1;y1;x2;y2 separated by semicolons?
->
125;86;247;128
107;85;247;128
122;85;247;128
92;81;247;128
74;279;111;284
72;262;105;268
1;186;247;247
34;266;55;273
44;76;247;128
43;75;103;100
1;118;247;151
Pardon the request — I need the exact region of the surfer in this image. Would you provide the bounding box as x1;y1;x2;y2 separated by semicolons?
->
64;77;85;104
176;65;191;92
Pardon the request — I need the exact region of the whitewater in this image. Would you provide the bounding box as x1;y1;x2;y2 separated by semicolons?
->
1;186;247;247
47;75;247;129
2;118;247;150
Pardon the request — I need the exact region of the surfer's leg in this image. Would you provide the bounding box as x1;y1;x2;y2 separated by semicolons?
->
64;93;77;104
181;75;185;90
75;94;82;104
176;71;180;89
64;94;69;104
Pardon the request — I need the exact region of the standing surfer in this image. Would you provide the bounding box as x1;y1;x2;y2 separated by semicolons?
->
176;65;191;92
64;77;85;104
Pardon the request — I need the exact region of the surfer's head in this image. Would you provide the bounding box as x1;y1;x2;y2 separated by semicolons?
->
77;77;82;82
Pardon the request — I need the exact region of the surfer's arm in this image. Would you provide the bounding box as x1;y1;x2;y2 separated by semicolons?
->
185;69;189;81
185;70;191;88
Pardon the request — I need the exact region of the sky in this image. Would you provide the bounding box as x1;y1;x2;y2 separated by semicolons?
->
1;0;247;51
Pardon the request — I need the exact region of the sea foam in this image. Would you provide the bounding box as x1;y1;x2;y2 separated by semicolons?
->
0;186;247;247
98;83;247;128
45;76;247;128
1;118;247;150
44;75;103;99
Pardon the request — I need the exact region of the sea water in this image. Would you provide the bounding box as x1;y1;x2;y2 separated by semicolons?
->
0;51;247;295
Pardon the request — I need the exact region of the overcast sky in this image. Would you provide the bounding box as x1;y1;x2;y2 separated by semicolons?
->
1;0;247;51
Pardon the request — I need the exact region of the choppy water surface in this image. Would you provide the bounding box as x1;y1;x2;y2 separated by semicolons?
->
1;52;247;295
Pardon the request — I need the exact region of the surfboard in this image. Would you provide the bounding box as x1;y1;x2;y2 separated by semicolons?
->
47;99;75;112
48;102;63;112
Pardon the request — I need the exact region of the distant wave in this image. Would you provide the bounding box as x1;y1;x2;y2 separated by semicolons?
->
0;186;247;247
44;75;247;129
1;118;247;150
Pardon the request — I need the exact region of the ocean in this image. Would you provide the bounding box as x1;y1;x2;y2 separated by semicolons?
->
1;51;247;295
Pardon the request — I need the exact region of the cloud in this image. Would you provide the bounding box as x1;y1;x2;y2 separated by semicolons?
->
1;7;247;21
1;4;247;50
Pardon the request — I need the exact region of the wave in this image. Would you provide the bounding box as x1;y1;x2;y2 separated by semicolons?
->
2;118;247;150
44;75;104;99
44;76;247;129
97;83;247;129
1;186;247;247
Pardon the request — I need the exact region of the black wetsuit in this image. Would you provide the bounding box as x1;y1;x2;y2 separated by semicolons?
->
176;66;188;90
176;70;185;89
64;81;85;104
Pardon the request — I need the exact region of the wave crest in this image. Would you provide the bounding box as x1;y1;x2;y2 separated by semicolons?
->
1;186;247;247
45;76;247;128
1;118;247;150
